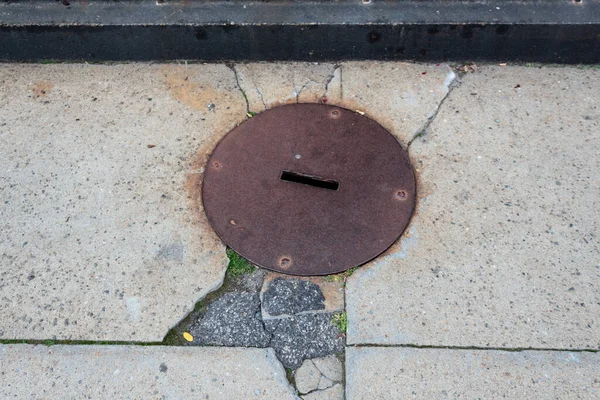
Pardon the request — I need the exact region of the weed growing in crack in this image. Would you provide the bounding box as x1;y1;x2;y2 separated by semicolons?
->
285;367;297;389
332;312;347;333
322;267;359;286
226;62;258;118
226;248;255;276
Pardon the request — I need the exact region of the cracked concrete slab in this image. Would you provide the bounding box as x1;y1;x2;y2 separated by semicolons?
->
234;63;341;112
295;355;343;395
0;61;454;342
4;62;598;400
346;347;600;399
303;383;344;400
0;344;298;399
346;66;600;349
234;62;454;149
295;359;322;394
312;355;343;383
0;63;246;341
339;62;456;146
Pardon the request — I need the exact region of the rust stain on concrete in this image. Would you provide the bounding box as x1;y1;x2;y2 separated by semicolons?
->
163;66;230;111
31;81;53;98
183;128;237;250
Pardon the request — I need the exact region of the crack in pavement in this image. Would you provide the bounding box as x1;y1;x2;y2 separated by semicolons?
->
323;64;340;96
226;62;252;115
347;343;599;353
407;70;460;148
256;86;267;110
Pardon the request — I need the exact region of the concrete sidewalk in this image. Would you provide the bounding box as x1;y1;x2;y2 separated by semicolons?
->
0;62;598;399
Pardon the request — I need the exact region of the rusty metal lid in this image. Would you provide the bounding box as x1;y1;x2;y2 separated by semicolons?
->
202;104;415;276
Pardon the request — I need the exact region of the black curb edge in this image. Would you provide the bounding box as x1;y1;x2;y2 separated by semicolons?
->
1;1;599;63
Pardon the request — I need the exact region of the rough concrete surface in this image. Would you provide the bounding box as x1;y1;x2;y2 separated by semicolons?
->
0;344;298;399
191;292;271;347
346;347;600;399
261;273;345;320
267;313;344;369
347;66;600;349
262;278;325;316
0;64;247;341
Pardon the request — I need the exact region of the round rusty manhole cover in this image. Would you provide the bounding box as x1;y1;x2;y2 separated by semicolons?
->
202;104;415;276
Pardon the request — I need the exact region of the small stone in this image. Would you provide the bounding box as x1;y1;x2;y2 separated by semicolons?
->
294;360;321;394
301;383;344;400
263;278;325;316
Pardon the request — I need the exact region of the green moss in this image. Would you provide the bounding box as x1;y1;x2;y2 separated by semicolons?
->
162;327;185;346
332;312;347;333
226;248;255;276
285;367;297;390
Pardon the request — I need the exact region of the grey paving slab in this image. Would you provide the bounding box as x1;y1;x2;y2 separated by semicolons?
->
346;347;600;399
0;344;298;399
0;64;246;341
347;66;600;349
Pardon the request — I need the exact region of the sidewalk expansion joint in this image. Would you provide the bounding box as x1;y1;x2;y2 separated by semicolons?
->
347;343;599;353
